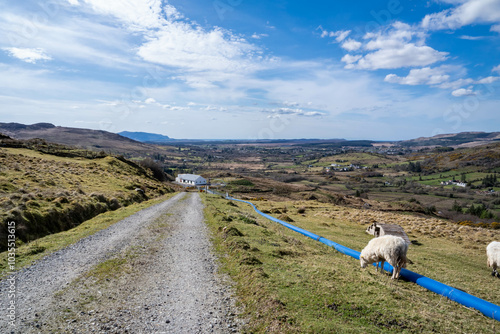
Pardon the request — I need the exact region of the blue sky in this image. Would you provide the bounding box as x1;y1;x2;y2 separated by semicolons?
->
0;0;499;140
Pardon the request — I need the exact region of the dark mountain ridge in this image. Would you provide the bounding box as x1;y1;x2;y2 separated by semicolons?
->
0;122;159;156
118;131;171;143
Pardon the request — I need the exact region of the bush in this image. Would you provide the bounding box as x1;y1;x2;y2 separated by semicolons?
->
491;222;500;230
229;179;254;187
139;158;168;181
424;205;437;215
451;200;463;213
466;203;495;219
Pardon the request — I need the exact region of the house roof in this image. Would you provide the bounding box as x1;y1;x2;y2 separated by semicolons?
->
177;174;205;182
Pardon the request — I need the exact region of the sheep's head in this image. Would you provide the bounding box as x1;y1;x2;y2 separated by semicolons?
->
360;255;368;268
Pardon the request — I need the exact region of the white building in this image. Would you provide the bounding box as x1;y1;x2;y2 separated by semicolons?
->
440;180;467;187
175;174;207;186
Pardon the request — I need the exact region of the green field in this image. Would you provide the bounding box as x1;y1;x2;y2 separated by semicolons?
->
203;194;500;333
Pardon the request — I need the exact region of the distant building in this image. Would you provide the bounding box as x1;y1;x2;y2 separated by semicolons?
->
440;180;467;187
175;174;207;186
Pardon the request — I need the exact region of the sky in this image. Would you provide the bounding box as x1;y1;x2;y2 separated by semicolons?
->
0;0;499;140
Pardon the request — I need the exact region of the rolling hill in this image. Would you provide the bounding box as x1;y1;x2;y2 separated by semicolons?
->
398;131;500;148
0;134;173;250
118;131;171;143
0;123;160;156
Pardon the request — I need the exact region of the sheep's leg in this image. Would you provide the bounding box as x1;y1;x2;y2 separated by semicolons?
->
392;265;400;280
377;260;384;274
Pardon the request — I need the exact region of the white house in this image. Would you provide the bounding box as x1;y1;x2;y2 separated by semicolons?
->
175;174;207;186
440;180;467;187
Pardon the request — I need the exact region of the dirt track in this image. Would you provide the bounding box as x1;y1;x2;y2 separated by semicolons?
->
0;192;241;333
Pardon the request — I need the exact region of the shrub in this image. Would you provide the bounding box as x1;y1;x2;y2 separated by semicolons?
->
424;205;436;215
491;222;500;230
139;158;168;181
229;179;254;187
451;201;463;213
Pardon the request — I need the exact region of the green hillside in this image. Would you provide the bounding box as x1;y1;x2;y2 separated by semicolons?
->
0;137;173;250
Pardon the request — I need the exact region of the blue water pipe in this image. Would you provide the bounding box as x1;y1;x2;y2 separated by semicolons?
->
226;196;500;321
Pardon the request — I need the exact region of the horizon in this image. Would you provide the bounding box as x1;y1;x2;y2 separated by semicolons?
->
1;121;498;143
0;1;499;140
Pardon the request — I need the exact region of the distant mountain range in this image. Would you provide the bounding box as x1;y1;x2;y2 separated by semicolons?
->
0;122;159;155
0;123;498;154
398;131;500;148
118;131;171;143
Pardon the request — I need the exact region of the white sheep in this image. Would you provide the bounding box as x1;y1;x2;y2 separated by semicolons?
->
486;241;500;277
360;235;408;279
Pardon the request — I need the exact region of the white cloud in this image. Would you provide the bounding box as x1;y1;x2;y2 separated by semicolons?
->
341;54;362;64
283;101;300;107
452;87;475;96
422;0;500;30
145;98;156;104
351;44;448;70
163;4;184;21
317;27;351;42
0;11;138;70
384;67;450;85
341;39;362;51
459;35;486;40
61;1;267;86
492;24;500;32
438;77;475;89
477;76;500;84
262;107;325;117
493;64;500;73
343;22;448;70
71;0;165;31
333;30;351;42
251;33;269;39
137;22;262;75
2;47;52;63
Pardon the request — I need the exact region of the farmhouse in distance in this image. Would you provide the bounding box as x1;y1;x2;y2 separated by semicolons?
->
175;173;207;186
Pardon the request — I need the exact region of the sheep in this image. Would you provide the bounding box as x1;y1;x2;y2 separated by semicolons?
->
360;235;408;279
486;241;500;277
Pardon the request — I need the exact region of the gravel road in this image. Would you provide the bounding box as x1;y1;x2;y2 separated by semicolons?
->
0;192;242;333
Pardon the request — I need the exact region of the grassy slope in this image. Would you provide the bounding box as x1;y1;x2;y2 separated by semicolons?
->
0;193;176;278
203;194;500;333
0;146;173;249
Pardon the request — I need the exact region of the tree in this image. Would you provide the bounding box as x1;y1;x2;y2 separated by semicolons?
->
408;161;422;173
451;200;463;213
482;174;498;187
